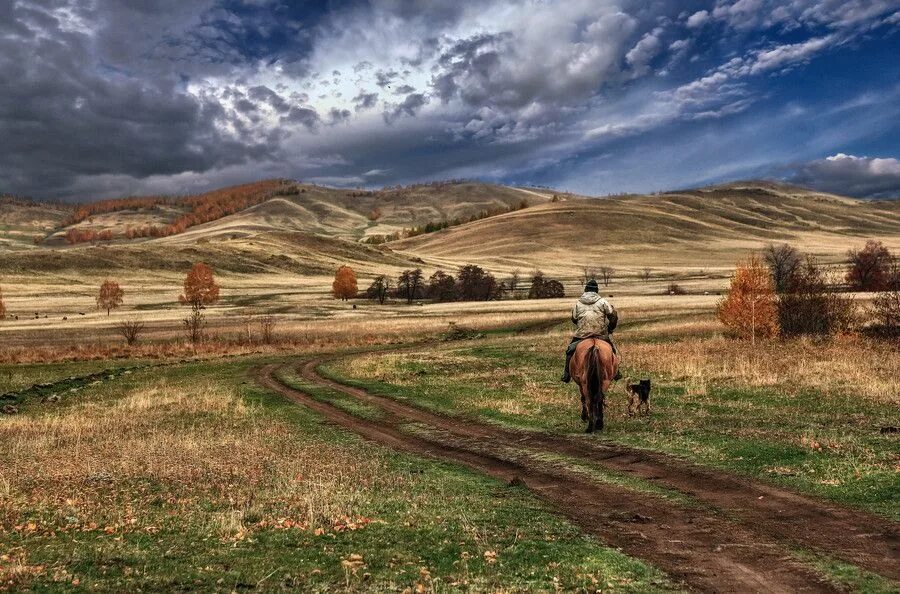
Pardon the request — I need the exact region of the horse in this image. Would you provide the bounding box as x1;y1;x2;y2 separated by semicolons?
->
568;338;618;433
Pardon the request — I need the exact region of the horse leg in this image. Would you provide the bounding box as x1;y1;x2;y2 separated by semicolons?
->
585;395;595;433
581;393;587;422
597;396;605;431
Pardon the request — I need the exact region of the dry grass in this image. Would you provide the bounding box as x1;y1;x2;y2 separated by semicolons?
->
624;334;899;403
0;381;387;588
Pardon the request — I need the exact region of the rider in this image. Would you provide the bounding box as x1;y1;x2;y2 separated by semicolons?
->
561;279;621;383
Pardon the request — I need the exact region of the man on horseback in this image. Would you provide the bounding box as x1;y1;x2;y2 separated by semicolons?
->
561;279;621;383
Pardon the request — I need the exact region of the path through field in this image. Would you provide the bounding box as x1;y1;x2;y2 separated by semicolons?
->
255;347;899;593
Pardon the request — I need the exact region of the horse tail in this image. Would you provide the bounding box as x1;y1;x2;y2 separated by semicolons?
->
586;343;603;402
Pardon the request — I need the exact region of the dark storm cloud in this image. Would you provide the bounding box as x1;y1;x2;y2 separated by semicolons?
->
383;93;428;123
353;91;379;111
1;0;898;199
783;154;900;199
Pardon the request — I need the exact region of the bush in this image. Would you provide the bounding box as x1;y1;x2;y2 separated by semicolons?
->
717;254;779;342
871;290;900;338
666;283;686;295
117;319;145;346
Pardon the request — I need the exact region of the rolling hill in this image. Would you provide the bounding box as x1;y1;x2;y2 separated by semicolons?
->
1;179;897;276
388;181;900;272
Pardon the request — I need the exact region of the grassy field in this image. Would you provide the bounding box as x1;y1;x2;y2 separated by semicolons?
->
1;357;676;592
323;311;900;520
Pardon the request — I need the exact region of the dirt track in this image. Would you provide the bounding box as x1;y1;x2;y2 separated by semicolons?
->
255;352;899;593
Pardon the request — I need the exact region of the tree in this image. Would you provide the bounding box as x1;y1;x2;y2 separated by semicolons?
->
599;266;615;287
847;240;893;291
717;254;779;343
528;272;565;299
427;270;457;302
0;285;5;320
397;268;424;304
579;267;597;286
778;256;855;336
456;264;498;301
179;262;219;343
507;270;521;298
332;265;358;301
764;243;802;293
366;275;391;304
97;280;124;316
641;268;652;282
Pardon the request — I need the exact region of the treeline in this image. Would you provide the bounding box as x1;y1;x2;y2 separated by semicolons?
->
61;180;295;244
358;266;566;304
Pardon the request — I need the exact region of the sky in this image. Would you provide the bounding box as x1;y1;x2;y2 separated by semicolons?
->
1;0;899;201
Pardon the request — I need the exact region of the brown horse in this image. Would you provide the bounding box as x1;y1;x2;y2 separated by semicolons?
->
568;338;618;433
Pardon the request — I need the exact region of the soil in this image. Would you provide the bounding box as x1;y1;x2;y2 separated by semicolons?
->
256;352;899;593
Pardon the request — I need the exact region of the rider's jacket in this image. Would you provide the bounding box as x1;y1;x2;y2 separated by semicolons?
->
571;292;617;338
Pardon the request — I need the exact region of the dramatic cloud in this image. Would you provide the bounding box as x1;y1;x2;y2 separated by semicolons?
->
785;154;900;199
0;0;898;199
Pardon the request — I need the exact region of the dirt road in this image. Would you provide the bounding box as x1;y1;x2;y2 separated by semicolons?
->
255;352;898;593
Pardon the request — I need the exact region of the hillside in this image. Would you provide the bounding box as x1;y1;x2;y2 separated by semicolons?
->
388;181;900;272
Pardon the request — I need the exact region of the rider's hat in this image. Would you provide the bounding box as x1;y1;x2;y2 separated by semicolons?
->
585;279;599;293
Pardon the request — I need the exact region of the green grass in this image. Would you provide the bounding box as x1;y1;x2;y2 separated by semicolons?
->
1;356;679;592
323;337;900;520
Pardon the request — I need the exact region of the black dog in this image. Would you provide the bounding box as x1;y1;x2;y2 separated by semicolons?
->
626;379;651;417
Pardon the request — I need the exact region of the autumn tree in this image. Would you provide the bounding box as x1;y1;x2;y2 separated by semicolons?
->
179;262;220;343
366;275;391;304
96;280;124;316
764;243;802;293
846;240;893;291
332;265;358;301
717;254;779;343
397;268;424;304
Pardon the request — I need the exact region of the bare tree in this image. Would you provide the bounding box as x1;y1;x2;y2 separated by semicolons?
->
259;315;277;344
641;267;652;282
599;266;615;286
117;319;145;346
579;266;598;286
764;243;802;293
508;269;521;298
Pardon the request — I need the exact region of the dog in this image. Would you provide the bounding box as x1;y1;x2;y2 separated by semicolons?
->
626;379;651;417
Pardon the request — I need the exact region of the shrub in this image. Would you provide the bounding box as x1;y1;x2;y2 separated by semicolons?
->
871;290;900;338
117;319;145;345
666;283;687;295
717;254;779;342
259;315;277;344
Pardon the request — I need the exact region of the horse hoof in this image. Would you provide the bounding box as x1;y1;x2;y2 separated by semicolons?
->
585;426;594;434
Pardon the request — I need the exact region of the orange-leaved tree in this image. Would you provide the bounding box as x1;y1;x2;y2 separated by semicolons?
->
332;265;357;301
179;262;220;343
717;253;779;343
97;279;124;316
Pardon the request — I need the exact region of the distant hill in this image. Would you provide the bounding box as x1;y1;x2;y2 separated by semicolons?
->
388;181;900;272
2;179;897;276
